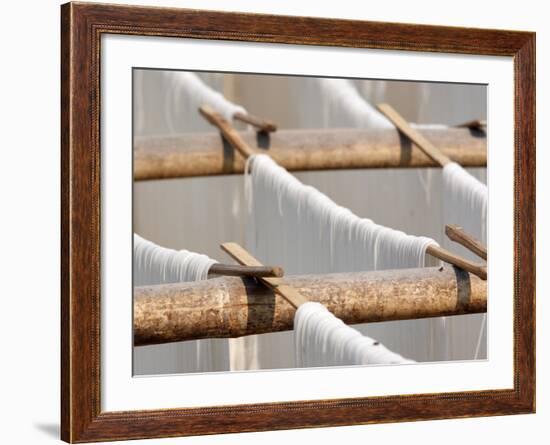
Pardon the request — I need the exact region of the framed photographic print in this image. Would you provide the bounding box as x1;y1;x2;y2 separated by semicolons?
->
61;2;535;442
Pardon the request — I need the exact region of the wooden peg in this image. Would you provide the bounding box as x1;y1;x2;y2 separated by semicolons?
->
445;225;487;261
426;244;487;280
233;111;278;132
221;242;309;308
199;105;258;159
377;103;452;167
209;263;284;278
456;119;487;130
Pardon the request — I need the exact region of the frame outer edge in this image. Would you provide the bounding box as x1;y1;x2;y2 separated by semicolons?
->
60;2;72;442
59;2;536;442
62;2;101;442
515;33;536;413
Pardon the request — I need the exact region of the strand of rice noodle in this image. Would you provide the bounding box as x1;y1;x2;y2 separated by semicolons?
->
133;233;225;374
295;302;414;367
164;71;246;123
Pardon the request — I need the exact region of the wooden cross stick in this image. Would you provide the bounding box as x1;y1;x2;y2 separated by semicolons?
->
221;242;309;308
199;105;258;159
377;103;452;167
445;224;487;261
233;111;278;132
209;263;284;278
426;244;487;280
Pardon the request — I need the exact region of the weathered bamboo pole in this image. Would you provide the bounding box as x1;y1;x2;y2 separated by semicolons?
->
134;127;486;181
134;265;486;346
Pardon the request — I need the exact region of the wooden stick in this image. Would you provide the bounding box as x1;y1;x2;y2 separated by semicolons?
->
426;244;487;280
134;266;487;346
199;105;257;159
445;224;487;261
456;119;487;129
220;242;309;308
377;103;452;167
233;111;277;132
134;128;486;180
209;263;284;278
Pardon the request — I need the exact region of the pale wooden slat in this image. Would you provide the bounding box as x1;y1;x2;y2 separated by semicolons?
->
221;242;309;308
377;103;452;167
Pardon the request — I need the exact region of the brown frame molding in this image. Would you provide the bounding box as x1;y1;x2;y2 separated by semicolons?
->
61;2;536;442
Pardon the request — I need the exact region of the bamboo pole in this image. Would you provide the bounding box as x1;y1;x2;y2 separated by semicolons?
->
134;265;487;346
133;127;486;181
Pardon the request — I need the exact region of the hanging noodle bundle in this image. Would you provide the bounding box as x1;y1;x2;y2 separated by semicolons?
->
133;233;217;286
294;303;414;367
316;78;395;129
245;154;438;275
166;72;246;122
442;162;488;246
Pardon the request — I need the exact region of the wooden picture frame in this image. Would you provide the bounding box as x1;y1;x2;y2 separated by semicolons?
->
61;2;535;442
